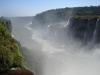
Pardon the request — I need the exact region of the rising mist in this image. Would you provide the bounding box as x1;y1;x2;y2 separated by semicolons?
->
9;11;100;75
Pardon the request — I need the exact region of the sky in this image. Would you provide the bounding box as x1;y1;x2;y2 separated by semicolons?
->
0;0;100;17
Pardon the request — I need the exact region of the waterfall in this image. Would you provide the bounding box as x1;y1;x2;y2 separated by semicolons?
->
63;20;69;28
27;21;100;75
68;19;73;43
12;20;100;75
54;31;57;38
70;18;73;28
92;18;100;46
83;19;90;45
45;24;51;33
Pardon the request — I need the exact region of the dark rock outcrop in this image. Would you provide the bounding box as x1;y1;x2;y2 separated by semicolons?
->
2;70;34;75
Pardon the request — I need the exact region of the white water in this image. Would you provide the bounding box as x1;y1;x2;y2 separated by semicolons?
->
25;22;100;75
92;18;100;46
83;19;90;45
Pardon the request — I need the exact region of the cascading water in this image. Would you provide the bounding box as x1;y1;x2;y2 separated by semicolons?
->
83;19;90;45
63;20;69;28
92;18;100;46
12;19;100;75
69;19;74;44
70;18;73;28
47;24;51;31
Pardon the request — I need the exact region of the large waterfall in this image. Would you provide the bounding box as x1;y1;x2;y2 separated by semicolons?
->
22;20;100;75
12;18;100;75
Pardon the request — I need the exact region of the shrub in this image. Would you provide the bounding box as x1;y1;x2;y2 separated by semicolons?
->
0;19;26;74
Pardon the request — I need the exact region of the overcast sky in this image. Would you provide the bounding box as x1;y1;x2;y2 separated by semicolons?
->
0;0;100;17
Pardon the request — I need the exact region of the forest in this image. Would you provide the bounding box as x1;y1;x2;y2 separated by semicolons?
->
32;6;100;26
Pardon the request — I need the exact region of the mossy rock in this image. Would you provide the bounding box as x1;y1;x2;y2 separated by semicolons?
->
0;19;26;74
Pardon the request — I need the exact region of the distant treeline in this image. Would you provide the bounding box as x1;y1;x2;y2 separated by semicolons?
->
32;6;100;25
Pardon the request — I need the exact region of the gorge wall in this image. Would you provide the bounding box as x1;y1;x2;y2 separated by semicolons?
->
70;18;100;46
0;18;28;74
31;6;100;47
32;17;100;47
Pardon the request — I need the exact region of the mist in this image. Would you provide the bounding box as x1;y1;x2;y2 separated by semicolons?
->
8;13;100;75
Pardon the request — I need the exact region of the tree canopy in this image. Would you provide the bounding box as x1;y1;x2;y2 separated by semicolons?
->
32;6;100;26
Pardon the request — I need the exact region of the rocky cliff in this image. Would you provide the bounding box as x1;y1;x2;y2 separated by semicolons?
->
32;15;100;47
0;18;34;75
69;17;100;46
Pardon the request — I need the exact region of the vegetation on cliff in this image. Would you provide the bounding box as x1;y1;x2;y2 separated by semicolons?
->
0;18;26;74
32;6;100;26
0;18;12;34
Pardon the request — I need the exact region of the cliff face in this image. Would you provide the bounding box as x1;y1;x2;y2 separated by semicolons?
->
32;15;100;46
0;18;26;74
69;17;100;45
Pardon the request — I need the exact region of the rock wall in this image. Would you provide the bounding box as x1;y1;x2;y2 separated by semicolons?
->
0;18;29;74
69;17;100;45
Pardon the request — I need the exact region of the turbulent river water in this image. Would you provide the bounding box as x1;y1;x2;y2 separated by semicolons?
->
13;22;100;75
